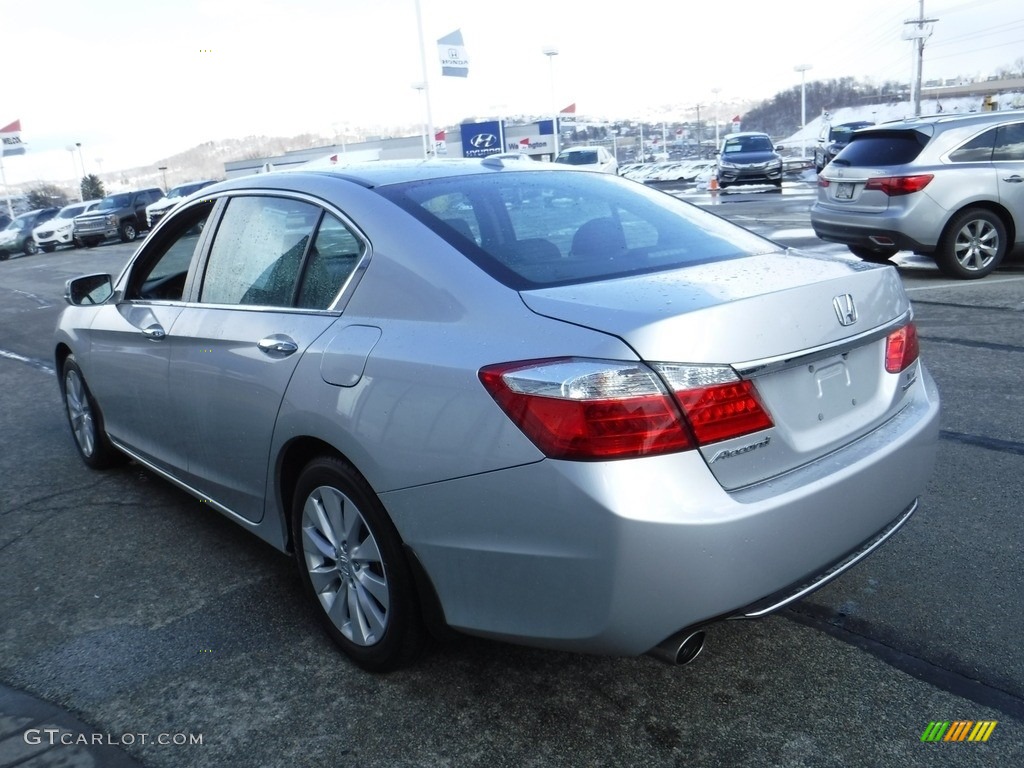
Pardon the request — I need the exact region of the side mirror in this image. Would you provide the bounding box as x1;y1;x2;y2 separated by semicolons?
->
65;273;114;306
775;144;785;151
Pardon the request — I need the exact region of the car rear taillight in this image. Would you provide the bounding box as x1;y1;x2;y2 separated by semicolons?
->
864;175;933;196
885;322;919;373
479;358;773;461
655;364;774;444
818;178;830;187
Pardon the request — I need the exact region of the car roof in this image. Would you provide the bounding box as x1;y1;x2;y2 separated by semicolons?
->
880;108;1024;131
209;158;561;192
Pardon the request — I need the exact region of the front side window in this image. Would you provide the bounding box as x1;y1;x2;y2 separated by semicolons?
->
200;196;360;310
126;202;214;301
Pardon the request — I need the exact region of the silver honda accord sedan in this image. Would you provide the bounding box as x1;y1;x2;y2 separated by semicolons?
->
54;159;940;671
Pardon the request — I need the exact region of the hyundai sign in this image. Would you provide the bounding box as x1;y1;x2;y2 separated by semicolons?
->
461;120;504;158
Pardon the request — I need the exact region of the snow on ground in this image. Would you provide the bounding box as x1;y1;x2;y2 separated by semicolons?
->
780;93;1024;147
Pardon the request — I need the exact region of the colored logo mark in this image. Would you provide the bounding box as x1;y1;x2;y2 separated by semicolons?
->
921;721;997;742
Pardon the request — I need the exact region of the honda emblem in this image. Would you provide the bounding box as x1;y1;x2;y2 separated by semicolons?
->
833;294;858;326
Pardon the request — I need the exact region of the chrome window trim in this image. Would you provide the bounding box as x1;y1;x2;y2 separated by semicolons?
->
733;309;912;378
120;189;372;315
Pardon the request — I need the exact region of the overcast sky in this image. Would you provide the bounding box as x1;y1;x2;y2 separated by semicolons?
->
2;0;1022;185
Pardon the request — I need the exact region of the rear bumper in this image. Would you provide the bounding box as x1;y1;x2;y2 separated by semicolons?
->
810;199;943;254
382;367;941;656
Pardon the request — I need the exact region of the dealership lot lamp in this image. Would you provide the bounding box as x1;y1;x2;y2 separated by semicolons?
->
794;64;812;158
543;47;559;157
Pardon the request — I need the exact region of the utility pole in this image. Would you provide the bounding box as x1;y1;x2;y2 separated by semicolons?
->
903;0;938;117
695;104;704;156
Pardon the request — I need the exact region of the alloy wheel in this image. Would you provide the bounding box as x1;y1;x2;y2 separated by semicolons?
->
299;484;390;646
64;368;96;457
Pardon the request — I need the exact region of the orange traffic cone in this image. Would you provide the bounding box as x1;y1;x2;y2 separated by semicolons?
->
709;176;719;192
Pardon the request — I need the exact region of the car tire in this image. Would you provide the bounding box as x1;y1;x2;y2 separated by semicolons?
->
772;178;783;189
119;221;138;243
292;456;425;672
41;244;57;253
848;245;898;263
83;237;100;248
935;208;1006;279
24;239;39;256
60;355;124;470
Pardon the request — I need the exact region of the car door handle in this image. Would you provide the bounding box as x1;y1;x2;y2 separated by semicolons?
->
1003;175;1024;183
257;335;298;357
142;323;166;340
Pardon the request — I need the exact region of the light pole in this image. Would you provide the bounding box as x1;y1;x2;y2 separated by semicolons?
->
794;64;812;158
65;145;80;200
75;142;86;177
412;83;429;159
711;87;721;150
542;46;559;157
158;166;168;190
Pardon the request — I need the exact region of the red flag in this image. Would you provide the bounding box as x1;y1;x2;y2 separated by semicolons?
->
435;130;446;142
559;103;576;114
1;119;26;157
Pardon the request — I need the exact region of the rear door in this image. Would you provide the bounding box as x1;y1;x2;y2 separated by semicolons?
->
993;121;1024;242
167;194;366;522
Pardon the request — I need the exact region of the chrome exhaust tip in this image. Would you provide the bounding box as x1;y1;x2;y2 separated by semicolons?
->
648;630;706;666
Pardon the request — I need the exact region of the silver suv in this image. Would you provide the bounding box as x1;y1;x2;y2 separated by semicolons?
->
810;110;1024;278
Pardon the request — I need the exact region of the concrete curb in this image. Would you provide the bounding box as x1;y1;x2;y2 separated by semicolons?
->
0;684;144;768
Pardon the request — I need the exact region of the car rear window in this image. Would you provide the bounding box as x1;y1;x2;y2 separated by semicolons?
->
830;129;931;167
377;170;778;289
557;150;599;165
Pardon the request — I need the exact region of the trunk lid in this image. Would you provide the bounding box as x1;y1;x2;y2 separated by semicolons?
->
520;251;918;489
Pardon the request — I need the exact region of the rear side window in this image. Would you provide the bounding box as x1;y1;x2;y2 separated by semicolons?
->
993;123;1024;162
379;170;777;289
831;130;930;167
200;196;361;309
949;129;996;163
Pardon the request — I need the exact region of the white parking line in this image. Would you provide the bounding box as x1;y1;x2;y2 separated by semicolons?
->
0;348;55;373
904;275;1024;292
771;228;818;239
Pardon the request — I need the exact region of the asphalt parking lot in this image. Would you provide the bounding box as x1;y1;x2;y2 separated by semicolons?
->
1;191;1022;766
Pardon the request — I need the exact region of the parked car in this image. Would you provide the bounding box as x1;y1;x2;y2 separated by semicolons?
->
55;160;939;671
814;121;874;173
146;180;218;229
0;208;60;260
716;132;784;188
553;145;618;174
33;200;100;252
811;110;1024;278
73;187;164;247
